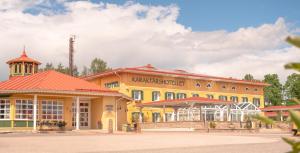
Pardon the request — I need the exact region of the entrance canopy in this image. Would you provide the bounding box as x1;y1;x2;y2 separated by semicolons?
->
137;97;233;108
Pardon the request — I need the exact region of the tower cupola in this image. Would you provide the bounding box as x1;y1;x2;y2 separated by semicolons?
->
6;49;41;77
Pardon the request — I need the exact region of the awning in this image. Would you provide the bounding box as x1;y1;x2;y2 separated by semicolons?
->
136;97;233;108
262;105;300;111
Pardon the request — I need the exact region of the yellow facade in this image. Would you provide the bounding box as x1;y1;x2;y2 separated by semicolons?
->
0;94;128;131
86;67;266;123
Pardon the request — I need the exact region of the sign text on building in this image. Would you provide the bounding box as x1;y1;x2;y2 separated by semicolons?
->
131;76;185;86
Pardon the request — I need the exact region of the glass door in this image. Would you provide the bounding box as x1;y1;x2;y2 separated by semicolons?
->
72;100;90;129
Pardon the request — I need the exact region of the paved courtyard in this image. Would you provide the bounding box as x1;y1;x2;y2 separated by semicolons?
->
0;131;292;153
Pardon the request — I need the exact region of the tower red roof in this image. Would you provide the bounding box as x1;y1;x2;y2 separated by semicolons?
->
6;51;41;65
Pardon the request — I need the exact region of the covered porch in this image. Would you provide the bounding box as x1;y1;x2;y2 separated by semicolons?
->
137;97;261;123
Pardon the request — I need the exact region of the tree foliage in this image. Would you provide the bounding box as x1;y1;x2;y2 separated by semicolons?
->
244;74;254;81
80;58;111;76
40;63;79;77
263;74;283;106
285;73;300;100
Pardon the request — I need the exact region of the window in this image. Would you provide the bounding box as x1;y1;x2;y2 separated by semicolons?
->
232;86;236;90
132;90;143;100
254;88;258;92
15;100;37;120
165;92;175;100
132;112;144;123
0;99;10;119
104;81;119;88
222;85;226;89
219;95;227;101
177;93;187;99
245;87;249;91
192;94;199;97
152;112;161;122
42;100;63;120
206;83;212;88
152;91;160;101
207;94;214;99
195;83;201;88
242;97;248;102
230;96;239;102
253;98;260;107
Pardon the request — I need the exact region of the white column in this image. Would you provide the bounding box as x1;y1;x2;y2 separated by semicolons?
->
76;97;80;130
220;110;224;121
115;99;118;131
33;94;37;131
241;111;244;122
199;106;202;121
177;109;180;121
204;110;207;122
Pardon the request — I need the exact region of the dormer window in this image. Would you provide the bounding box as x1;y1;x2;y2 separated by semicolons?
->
222;85;226;89
245;87;249;91
195;83;201;88
207;83;212;88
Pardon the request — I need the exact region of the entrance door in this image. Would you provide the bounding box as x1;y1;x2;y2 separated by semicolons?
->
72;100;91;129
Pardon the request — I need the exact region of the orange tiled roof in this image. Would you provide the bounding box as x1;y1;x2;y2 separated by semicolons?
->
137;97;233;107
82;64;269;86
264;111;289;117
6;51;41;65
262;105;300;111
0;70;119;94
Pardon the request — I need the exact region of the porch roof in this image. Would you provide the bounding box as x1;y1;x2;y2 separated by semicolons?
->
261;105;300;111
136;97;233;108
0;70;131;100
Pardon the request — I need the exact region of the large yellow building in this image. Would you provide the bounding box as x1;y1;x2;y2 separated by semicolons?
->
83;64;268;123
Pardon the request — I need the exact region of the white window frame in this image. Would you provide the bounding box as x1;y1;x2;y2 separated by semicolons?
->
41;100;64;121
242;97;249;102
166;92;175;100
15;99;37;120
152;91;160;101
0;99;10;120
132;90;142;101
207;94;214;99
253;98;260;107
177;93;187;99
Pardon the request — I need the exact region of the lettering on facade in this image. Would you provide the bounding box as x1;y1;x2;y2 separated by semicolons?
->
131;76;185;86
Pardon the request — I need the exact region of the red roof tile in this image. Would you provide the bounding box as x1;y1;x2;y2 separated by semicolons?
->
264;111;289;117
262;105;300;111
82;64;269;86
0;70;117;93
6;51;41;64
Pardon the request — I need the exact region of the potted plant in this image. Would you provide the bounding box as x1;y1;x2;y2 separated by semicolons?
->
57;121;67;131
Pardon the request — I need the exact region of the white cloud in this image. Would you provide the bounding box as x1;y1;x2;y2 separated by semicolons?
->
0;1;299;83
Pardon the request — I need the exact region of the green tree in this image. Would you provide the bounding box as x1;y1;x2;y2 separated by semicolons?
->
244;74;254;81
39;63;55;72
285;73;300;100
263;74;283;106
81;66;90;76
89;58;111;74
55;63;67;74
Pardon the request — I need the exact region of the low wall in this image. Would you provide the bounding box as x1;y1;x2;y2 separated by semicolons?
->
141;121;205;129
141;121;256;130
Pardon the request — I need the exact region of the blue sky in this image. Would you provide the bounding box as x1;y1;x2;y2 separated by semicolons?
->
27;0;300;31
1;0;300;81
96;0;300;31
